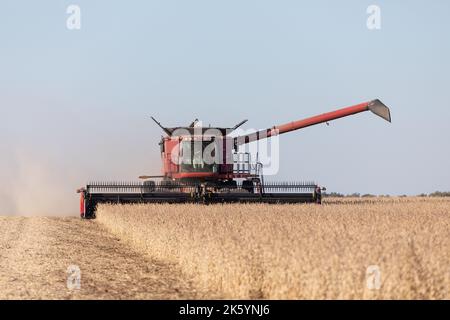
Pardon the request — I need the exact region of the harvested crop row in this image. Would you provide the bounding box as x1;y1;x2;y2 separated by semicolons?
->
96;198;450;299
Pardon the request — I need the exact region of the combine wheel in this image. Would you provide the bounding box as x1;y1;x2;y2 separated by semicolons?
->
142;180;156;193
242;180;254;193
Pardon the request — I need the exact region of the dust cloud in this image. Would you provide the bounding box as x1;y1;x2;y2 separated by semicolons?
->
0;146;161;217
0;98;163;216
0;149;78;216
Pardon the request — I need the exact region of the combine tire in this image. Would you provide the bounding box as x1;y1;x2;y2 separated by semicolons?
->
242;180;254;193
143;180;156;193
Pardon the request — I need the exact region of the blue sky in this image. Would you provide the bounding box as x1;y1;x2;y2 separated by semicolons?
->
1;1;449;214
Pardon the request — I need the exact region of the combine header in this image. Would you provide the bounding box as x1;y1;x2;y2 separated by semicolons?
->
78;99;391;218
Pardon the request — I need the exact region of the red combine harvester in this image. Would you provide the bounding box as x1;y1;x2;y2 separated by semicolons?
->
78;99;391;218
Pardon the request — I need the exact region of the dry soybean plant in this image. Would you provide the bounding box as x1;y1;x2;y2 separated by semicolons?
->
96;198;450;299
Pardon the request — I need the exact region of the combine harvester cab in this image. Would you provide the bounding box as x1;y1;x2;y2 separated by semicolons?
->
78;99;391;218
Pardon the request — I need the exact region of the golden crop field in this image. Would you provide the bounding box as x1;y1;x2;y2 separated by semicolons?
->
96;198;450;299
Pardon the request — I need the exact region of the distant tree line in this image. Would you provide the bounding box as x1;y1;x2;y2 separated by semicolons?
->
426;191;450;197
322;192;387;198
323;191;450;198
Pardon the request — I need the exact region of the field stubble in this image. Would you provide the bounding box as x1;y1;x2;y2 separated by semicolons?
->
96;198;450;299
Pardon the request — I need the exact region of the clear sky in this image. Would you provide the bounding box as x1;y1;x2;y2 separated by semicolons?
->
1;1;449;214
